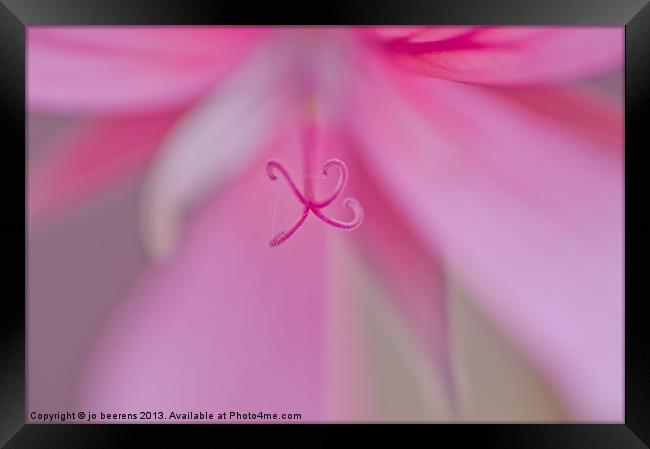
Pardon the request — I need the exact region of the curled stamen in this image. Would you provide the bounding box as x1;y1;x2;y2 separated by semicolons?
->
270;206;310;247
266;160;308;205
266;158;364;247
311;159;348;209
311;197;364;230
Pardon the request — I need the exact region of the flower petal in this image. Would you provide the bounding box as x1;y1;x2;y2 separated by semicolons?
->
28;27;266;113
347;60;623;420
28;111;183;226
344;151;457;410
76;129;330;420
377;26;622;85
488;84;622;149
371;26;475;44
140;42;294;261
327;237;455;420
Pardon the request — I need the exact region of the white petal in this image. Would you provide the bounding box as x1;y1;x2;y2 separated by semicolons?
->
140;39;293;262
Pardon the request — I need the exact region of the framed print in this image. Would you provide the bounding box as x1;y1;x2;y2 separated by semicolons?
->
1;0;649;446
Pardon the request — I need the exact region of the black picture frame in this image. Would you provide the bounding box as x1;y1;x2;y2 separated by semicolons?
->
2;0;648;447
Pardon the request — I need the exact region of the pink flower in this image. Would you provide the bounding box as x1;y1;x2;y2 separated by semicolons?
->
28;26;623;421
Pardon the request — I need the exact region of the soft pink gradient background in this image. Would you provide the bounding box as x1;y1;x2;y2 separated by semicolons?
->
27;26;623;422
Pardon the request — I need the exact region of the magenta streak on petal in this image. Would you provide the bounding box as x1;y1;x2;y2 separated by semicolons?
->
266;159;364;247
302;118;318;200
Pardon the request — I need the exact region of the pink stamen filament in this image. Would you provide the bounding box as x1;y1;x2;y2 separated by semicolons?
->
266;158;364;247
270;205;310;248
310;159;348;208
267;160;308;205
311;198;364;230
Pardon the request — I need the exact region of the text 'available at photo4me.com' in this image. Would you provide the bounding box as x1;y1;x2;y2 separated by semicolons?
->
30;410;303;423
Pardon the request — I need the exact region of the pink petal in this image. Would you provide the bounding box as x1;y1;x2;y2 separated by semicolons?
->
301;124;456;413
75;129;330;420
488;84;622;149
347;60;623;420
377;26;622;84
28;27;267;113
324;240;374;420
371;26;476;43
28;111;184;226
345;151;457;408
140;43;294;261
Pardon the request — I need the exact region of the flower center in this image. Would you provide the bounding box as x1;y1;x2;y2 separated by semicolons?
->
266;103;363;247
266;158;364;247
